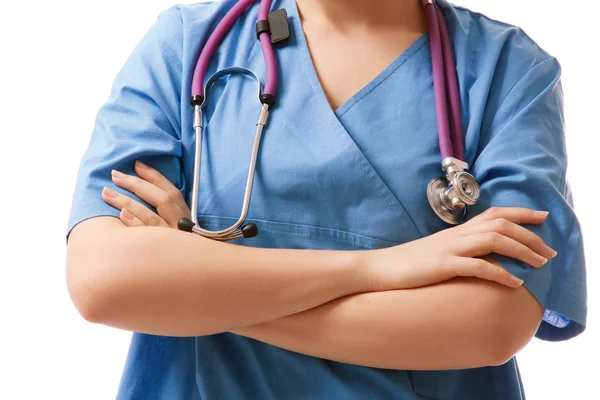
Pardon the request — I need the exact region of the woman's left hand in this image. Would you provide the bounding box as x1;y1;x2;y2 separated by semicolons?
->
101;161;191;228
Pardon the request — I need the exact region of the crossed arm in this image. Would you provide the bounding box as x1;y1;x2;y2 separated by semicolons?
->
232;276;543;370
67;163;549;370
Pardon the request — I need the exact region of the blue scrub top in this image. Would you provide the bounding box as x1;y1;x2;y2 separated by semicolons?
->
68;0;587;398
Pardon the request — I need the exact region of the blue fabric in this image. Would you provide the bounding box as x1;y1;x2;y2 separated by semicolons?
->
67;0;587;398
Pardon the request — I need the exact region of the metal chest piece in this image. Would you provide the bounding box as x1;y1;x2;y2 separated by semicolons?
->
427;158;480;225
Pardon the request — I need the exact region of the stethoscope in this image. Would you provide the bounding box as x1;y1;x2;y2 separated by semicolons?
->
178;0;480;241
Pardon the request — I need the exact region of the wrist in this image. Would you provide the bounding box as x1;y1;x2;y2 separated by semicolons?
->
353;243;413;293
345;249;376;294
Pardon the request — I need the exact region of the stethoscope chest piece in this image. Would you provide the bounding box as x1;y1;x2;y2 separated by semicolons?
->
427;157;480;225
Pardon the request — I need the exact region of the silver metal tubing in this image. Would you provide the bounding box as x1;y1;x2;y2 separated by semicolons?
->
192;105;269;239
192;227;244;242
193;105;202;129
191;124;202;226
187;67;269;240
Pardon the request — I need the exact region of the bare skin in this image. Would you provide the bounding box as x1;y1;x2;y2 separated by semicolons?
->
66;0;554;369
70;161;553;369
296;0;427;110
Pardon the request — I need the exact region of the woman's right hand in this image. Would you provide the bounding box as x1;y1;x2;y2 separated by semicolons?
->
363;207;558;291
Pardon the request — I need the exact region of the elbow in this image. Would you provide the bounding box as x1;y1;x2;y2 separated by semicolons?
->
67;274;106;324
66;217;128;324
67;268;111;324
483;285;545;367
66;251;118;324
485;337;523;367
483;314;543;367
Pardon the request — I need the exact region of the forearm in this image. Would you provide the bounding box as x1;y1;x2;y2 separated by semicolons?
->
67;217;366;336
234;277;544;370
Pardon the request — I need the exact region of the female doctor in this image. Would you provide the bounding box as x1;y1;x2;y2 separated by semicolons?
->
66;0;586;399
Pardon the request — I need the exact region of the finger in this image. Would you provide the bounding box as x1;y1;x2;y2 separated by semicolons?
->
459;218;557;259
445;256;524;288
469;207;549;225
455;232;548;268
111;170;186;226
134;161;189;212
111;169;165;206
102;187;169;228
120;208;145;227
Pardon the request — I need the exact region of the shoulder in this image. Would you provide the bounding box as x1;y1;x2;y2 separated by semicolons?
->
437;2;562;131
136;1;234;52
438;0;559;97
159;1;229;21
123;1;238;73
160;1;241;35
146;1;259;64
441;1;553;65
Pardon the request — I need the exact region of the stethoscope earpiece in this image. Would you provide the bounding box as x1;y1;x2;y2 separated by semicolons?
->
241;224;259;238
178;218;196;233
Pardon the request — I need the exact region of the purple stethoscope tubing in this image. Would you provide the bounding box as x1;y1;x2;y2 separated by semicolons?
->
424;0;480;224
191;0;277;99
180;0;480;237
423;0;464;161
192;0;463;160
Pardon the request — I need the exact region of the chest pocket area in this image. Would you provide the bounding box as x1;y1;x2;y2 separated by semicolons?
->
409;368;496;400
196;215;399;251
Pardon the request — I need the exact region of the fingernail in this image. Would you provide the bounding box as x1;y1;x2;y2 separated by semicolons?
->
543;244;558;258
111;169;125;179
509;276;524;287
102;187;119;198
534;254;548;266
536;211;549;218
121;208;135;222
136;161;148;169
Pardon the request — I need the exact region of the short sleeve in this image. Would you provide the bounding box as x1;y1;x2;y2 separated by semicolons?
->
469;57;587;341
67;8;185;236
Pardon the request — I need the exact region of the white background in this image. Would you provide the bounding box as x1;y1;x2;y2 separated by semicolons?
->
0;1;597;399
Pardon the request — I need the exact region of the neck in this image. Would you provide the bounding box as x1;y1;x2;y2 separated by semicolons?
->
295;0;426;32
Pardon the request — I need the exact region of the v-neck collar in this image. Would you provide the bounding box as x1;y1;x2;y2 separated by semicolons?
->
265;0;425;240
287;0;430;118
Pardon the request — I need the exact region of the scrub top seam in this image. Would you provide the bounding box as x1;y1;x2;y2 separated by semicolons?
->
512;357;526;400
196;214;403;245
288;2;428;121
443;0;553;60
498;259;587;329
287;7;330;113
488;57;556;132
336;34;430;118
66;198;120;237
345;142;425;239
249;115;424;240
